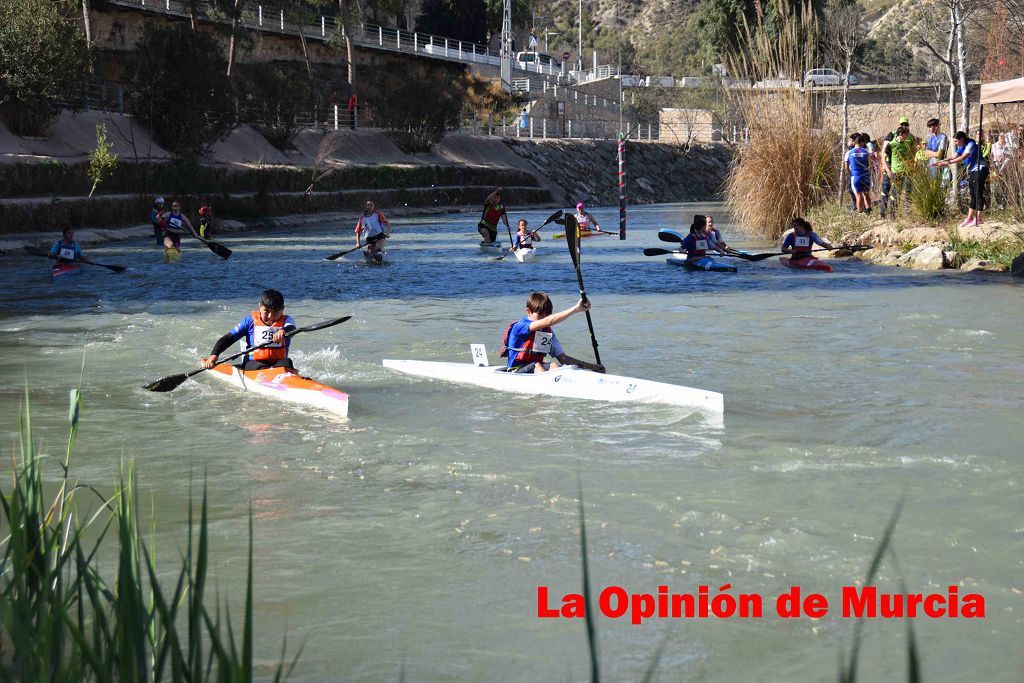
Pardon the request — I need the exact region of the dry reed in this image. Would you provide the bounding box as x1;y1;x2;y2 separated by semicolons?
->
724;2;839;240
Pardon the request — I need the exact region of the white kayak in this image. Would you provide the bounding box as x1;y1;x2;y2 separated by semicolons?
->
206;364;350;417
382;355;723;414
479;240;504;254
513;245;538;263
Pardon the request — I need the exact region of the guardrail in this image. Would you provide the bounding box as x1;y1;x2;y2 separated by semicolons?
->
105;0;563;77
460;115;660;142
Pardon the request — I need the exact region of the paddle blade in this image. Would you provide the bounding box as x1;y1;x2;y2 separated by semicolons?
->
643;248;676;256
657;229;685;243
542;209;564;226
100;263;127;273
24;246;50;258
296;315;352;334
564;214;580;268
205;240;232;260
143;373;190;393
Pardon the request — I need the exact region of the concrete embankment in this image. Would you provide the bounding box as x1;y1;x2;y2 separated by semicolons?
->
1;110;732;247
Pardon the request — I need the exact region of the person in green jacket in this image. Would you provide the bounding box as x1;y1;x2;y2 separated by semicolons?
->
881;125;916;219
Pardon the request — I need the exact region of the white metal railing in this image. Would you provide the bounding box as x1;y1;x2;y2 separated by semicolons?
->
459;115;660;142
573;65;619;84
106;0;564;78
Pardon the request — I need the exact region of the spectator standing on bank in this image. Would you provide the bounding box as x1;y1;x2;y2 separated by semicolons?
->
347;91;357;130
923;118;949;182
519;108;528;134
879;116;908;218
528;27;538;51
938;131;989;227
882;125;915;219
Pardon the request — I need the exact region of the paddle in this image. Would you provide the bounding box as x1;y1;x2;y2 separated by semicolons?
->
564;214;602;368
553;228;617;239
733;244;872;261
198;236;231;260
643;247;682;257
24;246;127;273
325;242;371;261
143;315;352;393
496;209;563;261
657;229;685;243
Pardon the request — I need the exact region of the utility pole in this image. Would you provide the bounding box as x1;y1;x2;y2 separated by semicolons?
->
578;0;583;72
501;0;512;92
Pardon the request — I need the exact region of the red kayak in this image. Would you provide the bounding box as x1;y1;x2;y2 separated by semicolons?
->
781;256;833;273
51;263;84;282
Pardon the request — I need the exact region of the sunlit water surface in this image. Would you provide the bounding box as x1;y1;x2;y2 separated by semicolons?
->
1;203;1021;681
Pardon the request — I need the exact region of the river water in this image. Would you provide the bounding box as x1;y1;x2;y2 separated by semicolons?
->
1;203;1021;681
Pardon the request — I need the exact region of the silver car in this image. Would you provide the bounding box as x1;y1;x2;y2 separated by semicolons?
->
803;68;859;87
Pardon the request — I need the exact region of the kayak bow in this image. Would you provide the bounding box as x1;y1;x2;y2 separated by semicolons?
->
206;364;350;417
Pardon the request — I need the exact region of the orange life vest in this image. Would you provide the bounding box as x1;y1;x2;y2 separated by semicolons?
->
500;322;554;365
250;310;288;361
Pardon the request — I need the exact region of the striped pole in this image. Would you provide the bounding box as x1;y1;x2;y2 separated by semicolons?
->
617;133;626;239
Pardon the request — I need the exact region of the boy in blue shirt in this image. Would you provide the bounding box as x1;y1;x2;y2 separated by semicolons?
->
201;289;298;371
47;228;95;265
501;292;604;374
845;133;872;214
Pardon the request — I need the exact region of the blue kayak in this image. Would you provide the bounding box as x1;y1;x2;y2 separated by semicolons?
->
666;255;737;273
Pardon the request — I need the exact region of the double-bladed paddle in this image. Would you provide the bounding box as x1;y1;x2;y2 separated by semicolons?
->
142;315;352;393
198;237;232;260
730;244;872;261
325;242;372;261
495;209;564;261
24;245;127;273
564;214;603;368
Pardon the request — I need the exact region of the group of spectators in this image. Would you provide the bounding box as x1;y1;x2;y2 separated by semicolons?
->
842;115;1015;227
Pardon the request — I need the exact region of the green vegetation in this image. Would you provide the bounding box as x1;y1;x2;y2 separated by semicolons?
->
0;389;298;680
87;124;119;198
367;62;467;152
237;64;321;148
906;163;947;223
0;0;91;135
126;26;235;156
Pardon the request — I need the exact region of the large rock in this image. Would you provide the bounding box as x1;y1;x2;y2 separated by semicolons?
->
898;242;947;270
1011;252;1024;277
960;258;1008;272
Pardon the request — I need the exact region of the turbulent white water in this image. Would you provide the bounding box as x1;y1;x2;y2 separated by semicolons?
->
1;203;1021;681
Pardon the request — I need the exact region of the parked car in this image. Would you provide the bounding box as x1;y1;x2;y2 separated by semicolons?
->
515;51;562;71
803;68;859;87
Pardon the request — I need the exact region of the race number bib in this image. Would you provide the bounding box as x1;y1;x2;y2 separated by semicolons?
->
470;344;488;367
695;239;708;250
795;236;810;247
533;331;553;355
167;216;183;231
253;325;282;348
59;248;76;260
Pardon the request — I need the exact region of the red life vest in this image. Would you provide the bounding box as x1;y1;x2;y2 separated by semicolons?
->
480;203;505;230
250;310;287;362
687;235;709;257
500;322;554;365
792;233;814;256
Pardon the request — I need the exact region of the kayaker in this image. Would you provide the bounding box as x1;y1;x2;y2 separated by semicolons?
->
680;215;728;259
201;289;298;371
150;197;167;246
705;215;732;252
355;200;390;258
197;205;215;239
47;228;94;265
500;292;605;374
574;202;601;233
781;218;834;261
159;200;199;251
478;188;509;245
511;219;540;252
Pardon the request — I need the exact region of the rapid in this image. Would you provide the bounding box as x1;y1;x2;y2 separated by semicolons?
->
1;202;1021;681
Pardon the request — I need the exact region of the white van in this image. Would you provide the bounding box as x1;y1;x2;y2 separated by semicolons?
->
515;51;562;72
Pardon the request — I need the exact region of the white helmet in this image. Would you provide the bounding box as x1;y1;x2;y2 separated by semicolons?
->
155;196;165;204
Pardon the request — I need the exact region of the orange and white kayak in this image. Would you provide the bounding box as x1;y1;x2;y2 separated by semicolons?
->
206;364;349;417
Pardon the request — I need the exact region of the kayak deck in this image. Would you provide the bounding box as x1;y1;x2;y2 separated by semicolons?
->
666;255;737;273
513;246;538;262
206;364;350;417
781;256;833;272
51;263;83;281
382;359;723;415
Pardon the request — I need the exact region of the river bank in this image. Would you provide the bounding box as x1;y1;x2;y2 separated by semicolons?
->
807;202;1024;276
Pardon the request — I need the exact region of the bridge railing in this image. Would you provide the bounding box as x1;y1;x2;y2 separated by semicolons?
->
105;0;562;76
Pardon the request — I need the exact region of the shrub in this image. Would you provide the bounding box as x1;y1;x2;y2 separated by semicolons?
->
907;162;947;223
237;63;321;148
0;0;90;135
371;63;465;153
87;124;119;197
125;26;235;156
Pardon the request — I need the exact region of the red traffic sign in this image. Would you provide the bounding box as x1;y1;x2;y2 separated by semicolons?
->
562;51;571;60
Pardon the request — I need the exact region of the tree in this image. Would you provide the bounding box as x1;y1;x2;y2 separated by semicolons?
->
371;63;465;151
418;0;487;43
87;124;118;197
126;26;235;156
238;63;320;147
823;2;867;145
0;0;90;135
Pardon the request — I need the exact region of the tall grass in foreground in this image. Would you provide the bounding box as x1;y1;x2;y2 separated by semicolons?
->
907;164;948;223
0;389;299;681
724;2;837;240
